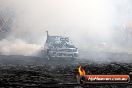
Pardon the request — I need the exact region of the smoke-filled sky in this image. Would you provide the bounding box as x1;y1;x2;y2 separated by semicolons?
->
0;0;132;56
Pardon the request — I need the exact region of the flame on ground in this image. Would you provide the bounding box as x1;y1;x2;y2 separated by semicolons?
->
78;66;86;76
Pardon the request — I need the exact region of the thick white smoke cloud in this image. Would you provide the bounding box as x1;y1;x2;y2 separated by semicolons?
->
0;39;41;56
0;0;132;56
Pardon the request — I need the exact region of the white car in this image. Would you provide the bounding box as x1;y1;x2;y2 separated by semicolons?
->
42;31;78;60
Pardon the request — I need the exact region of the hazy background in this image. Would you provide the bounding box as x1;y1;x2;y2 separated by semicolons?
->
0;0;132;58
